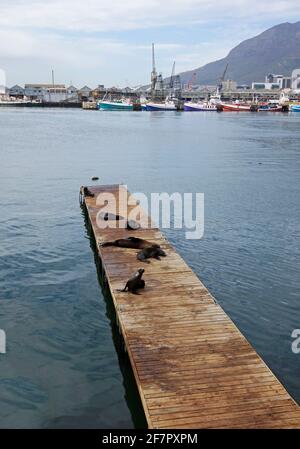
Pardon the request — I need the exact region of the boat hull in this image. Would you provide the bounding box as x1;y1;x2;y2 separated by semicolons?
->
184;103;217;111
145;102;177;111
291;105;300;112
98;101;133;111
221;103;254;112
258;105;284;112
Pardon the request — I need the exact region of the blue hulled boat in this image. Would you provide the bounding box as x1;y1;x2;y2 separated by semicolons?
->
97;99;133;111
291;104;300;112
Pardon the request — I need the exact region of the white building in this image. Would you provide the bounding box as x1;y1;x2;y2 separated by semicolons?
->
24;84;79;102
66;85;79;101
292;69;300;90
0;85;9;96
252;82;280;90
24;84;65;101
265;74;291;89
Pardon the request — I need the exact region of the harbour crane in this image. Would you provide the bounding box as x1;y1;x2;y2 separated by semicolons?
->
217;63;229;93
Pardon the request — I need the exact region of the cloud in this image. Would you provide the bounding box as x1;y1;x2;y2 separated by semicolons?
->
0;0;298;32
0;1;298;85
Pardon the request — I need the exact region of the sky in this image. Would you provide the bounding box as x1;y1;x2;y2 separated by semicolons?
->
0;0;298;88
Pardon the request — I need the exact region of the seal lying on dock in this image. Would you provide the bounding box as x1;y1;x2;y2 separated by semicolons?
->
137;245;166;263
98;212;140;230
100;237;155;249
118;268;145;294
80;186;95;197
99;212;122;221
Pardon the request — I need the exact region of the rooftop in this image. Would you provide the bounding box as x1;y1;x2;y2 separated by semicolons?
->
25;84;66;88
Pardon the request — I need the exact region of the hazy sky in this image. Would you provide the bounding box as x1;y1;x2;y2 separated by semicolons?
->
0;1;298;88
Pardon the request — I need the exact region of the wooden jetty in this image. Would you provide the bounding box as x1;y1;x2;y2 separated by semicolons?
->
82;101;97;110
82;184;300;429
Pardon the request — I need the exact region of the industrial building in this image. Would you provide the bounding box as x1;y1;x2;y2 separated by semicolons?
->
23;84;80;102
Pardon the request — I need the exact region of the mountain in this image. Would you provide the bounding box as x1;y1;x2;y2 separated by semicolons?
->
179;21;300;86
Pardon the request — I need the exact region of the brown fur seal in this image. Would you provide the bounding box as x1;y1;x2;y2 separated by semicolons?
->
117;268;145;295
81;186;94;197
99;212;123;221
98;212;140;230
137;245;166;263
100;237;155;249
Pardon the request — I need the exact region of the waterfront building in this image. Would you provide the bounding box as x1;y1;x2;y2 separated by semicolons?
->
24;84;66;101
221;79;237;91
265;73;282;83
66;85;78;98
23;84;79;103
292;69;300;90
236;84;250;90
9;85;25;97
279;77;291;89
0;85;8;95
265;74;291;89
91;86;104;99
78;86;92;101
251;82;280;90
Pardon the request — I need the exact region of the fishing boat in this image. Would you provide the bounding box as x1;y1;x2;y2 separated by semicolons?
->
144;100;177;111
209;94;222;105
257;103;285;112
219;102;256;112
97;98;133;111
184;102;217;111
291;104;300;112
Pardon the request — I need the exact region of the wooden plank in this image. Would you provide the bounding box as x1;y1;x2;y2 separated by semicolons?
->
83;184;300;429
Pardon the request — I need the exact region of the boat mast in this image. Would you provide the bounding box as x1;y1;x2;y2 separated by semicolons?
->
151;43;158;98
169;61;175;89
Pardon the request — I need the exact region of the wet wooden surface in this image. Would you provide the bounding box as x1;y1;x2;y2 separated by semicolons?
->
83;184;300;429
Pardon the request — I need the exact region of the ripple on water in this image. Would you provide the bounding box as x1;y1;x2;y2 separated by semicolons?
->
0;110;300;427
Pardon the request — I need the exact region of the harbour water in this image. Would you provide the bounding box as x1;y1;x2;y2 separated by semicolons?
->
0;108;300;428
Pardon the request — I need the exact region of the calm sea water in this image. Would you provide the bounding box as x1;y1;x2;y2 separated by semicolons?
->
0;108;300;428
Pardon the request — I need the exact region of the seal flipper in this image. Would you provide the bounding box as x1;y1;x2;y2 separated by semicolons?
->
137;252;150;263
117;282;129;292
127;220;140;230
99;241;114;247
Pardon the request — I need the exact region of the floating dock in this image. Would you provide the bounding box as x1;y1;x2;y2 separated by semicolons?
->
82;184;300;428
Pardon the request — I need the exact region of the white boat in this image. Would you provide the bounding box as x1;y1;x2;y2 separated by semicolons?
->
184;102;217;111
145;100;177;111
209;94;222;105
